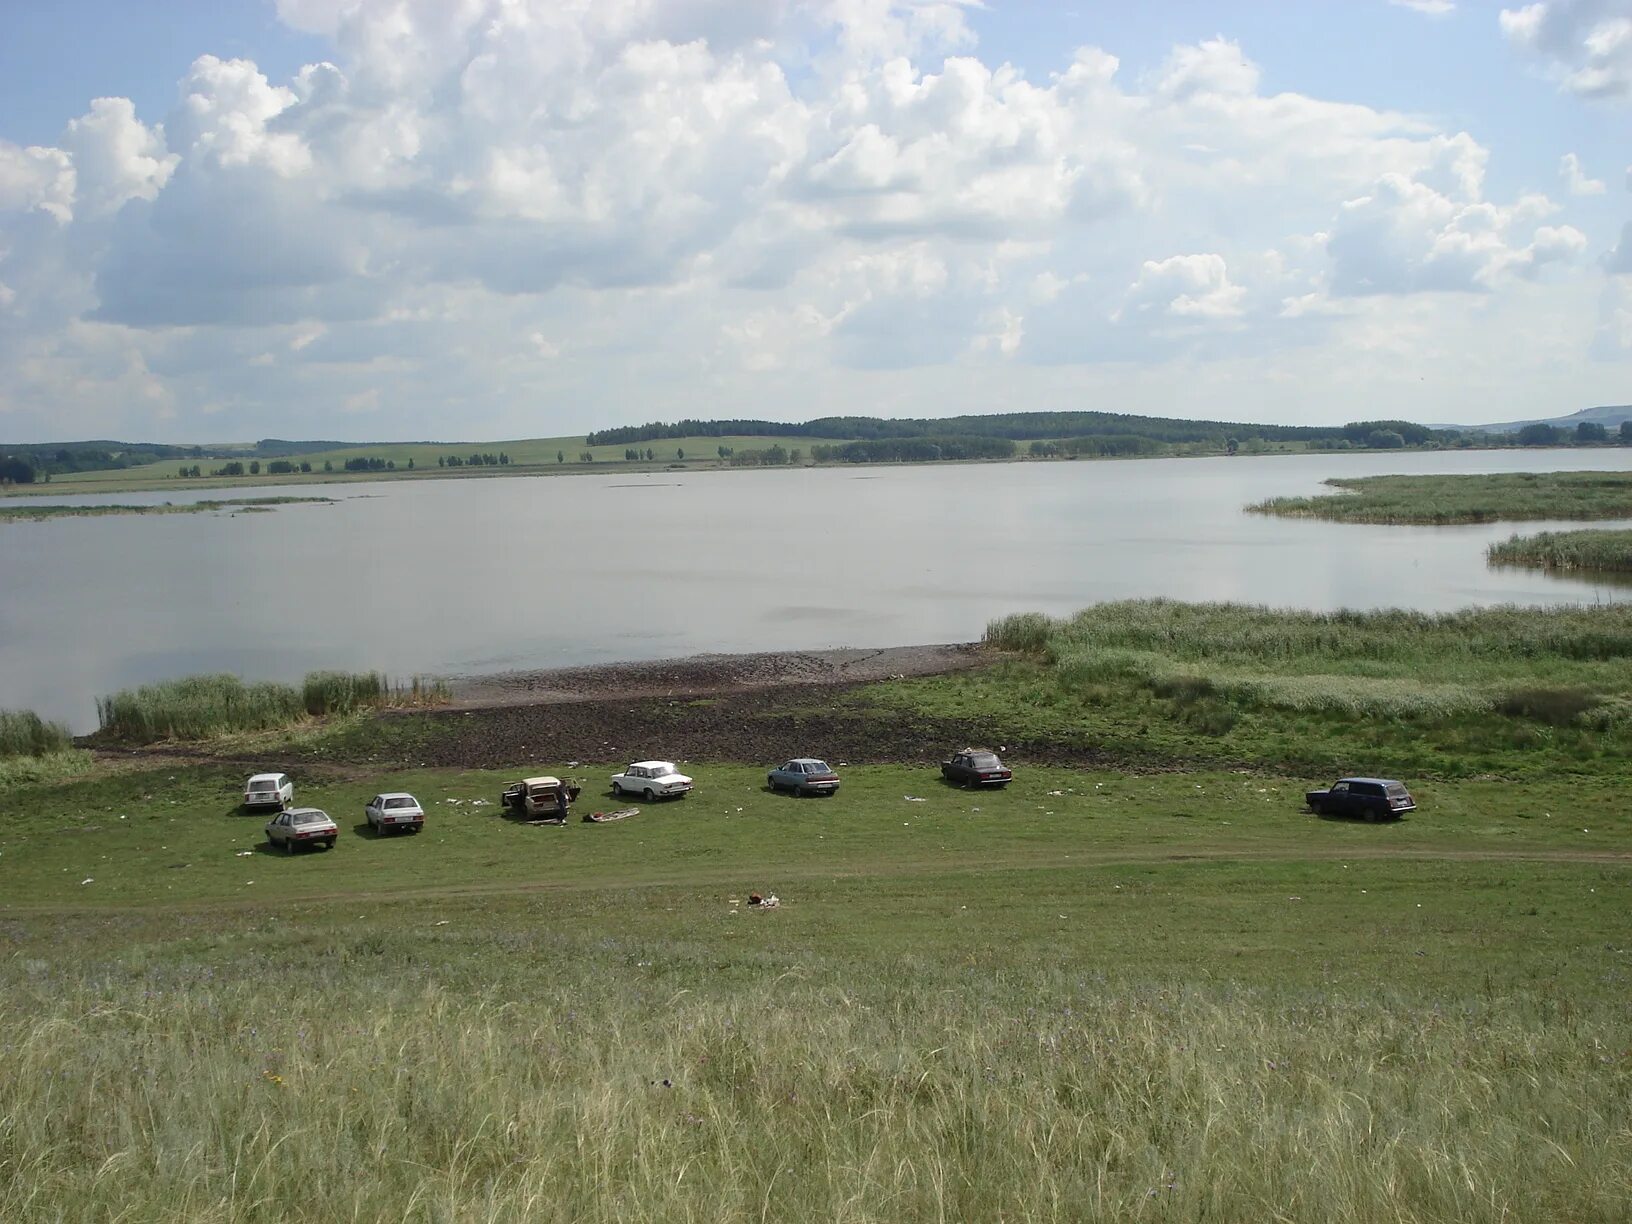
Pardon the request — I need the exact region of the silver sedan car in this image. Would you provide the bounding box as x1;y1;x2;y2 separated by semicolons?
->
265;807;339;854
767;758;841;797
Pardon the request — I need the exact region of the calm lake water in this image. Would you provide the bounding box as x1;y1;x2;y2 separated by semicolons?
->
7;448;1632;732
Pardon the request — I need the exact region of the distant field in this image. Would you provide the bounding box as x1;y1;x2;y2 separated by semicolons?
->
0;434;827;497
1248;470;1632;524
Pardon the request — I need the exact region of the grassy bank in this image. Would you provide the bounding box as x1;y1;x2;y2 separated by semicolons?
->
1489;528;1632;575
1;746;1629;1220
5;605;1630;1219
854;601;1632;780
94;671;449;742
0;495;333;521
1248;470;1632;524
3;880;1627;1223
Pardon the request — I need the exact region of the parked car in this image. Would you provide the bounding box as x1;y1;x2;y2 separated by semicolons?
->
243;772;293;811
265;807;338;853
365;792;425;835
1305;777;1415;821
941;748;1013;788
610;761;693;801
767;758;841;796
499;776;581;817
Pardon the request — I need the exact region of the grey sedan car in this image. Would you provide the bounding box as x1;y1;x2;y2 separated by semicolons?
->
767;758;841;796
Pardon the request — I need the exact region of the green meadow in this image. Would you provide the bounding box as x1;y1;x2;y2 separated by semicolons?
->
2;600;1630;1220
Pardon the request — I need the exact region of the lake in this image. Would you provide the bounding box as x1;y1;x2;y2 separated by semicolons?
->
7;448;1632;732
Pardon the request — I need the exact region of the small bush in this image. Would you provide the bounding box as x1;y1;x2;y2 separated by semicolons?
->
1153;675;1215;703
0;710;73;758
1495;687;1599;726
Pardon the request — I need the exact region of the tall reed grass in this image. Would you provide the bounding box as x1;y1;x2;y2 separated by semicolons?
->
1488;529;1632;575
986;600;1632;723
0;708;73;757
1247;470;1632;524
95;670;450;741
3;933;1626;1222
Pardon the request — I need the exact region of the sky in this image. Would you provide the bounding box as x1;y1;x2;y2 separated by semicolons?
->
0;0;1628;444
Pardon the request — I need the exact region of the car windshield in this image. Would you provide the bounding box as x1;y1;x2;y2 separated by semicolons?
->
249;781;275;791
293;812;329;826
651;764;675;774
969;754;1001;769
806;761;831;773
1386;783;1410;798
384;797;415;808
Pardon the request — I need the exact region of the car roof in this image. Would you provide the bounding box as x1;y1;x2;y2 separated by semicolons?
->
786;757;829;765
284;807;331;818
1337;777;1404;786
247;772;286;783
522;776;562;787
629;760;676;770
375;791;418;801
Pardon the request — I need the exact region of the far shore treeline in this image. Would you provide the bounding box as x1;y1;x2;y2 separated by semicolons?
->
5;408;1632;487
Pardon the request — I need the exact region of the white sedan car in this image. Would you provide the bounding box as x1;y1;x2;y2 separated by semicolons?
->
365;792;425;835
610;761;693;801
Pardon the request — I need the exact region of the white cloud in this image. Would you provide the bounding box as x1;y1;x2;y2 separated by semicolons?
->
1391;0;1456;15
1561;151;1607;193
1121;253;1246;320
0;1;1625;441
1325;136;1583;294
1501;1;1632;100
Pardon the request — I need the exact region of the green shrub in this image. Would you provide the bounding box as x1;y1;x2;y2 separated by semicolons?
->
1495;687;1599;726
0;709;73;757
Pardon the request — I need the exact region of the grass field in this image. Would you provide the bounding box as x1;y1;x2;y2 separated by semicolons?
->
1247;470;1632;524
0;434;824;498
4;601;1631;1219
1489;528;1632;575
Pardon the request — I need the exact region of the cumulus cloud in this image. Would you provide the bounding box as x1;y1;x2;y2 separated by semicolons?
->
1561;151;1607;193
0;0;1624;439
1501;1;1632;100
1121;254;1246;320
1326;135;1584;294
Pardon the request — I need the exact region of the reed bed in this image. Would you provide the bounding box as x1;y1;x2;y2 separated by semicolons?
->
1247;470;1632;524
95;671;450;741
0;708;73;757
985;600;1632;727
1488;528;1632;575
0;496;332;523
2;927;1626;1223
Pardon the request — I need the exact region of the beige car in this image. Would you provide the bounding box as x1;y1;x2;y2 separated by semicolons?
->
265;807;338;854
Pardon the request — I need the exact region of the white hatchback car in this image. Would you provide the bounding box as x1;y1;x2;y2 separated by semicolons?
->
243;772;293;811
610;761;694;801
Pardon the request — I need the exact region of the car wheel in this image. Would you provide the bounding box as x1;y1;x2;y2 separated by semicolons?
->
643;788;656;802
283;838;295;856
326;839;336;850
612;782;624;797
